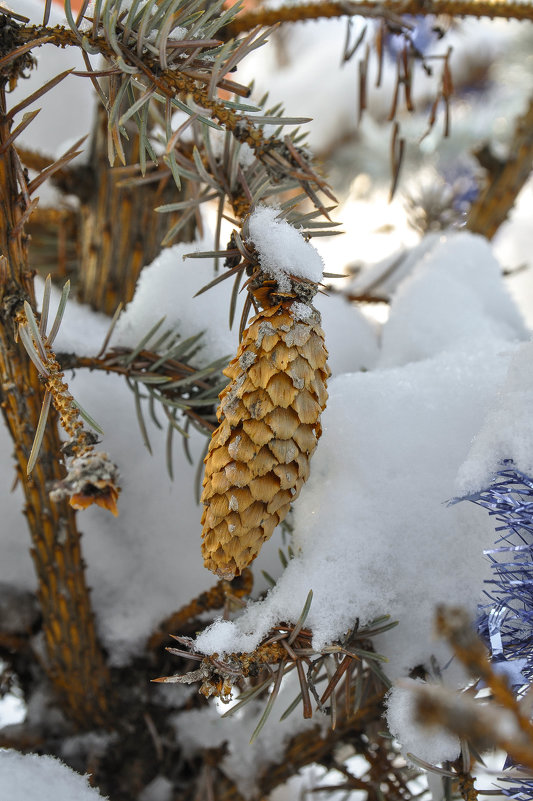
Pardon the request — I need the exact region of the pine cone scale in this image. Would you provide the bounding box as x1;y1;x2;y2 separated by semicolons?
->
201;300;329;579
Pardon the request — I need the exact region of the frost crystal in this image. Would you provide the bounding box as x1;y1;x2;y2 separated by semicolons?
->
255;321;276;348
228;436;241;458
291;302;313;321
239;351;256;370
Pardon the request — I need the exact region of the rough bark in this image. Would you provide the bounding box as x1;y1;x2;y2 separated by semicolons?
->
0;81;112;729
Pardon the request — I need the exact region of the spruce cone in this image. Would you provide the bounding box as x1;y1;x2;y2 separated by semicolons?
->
201;301;329;579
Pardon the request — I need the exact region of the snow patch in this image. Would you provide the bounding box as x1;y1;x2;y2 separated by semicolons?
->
458;337;533;491
379;231;527;368
0;749;107;800
386;681;461;765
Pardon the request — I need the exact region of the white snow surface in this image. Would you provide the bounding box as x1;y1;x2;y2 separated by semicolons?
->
0;749;107;800
247;206;324;291
458;338;533;491
379;231;527;367
386;681;461;765
346;233;442;300
138;776;173;801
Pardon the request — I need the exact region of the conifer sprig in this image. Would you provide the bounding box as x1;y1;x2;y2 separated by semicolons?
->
59;319;230;479
156;601;395;735
14;5;332;216
224;0;533;37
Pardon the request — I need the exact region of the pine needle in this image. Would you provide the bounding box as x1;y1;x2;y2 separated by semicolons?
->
250;660;287;744
47;280;70;346
27;390;52;475
39;275;52;338
71;399;105;436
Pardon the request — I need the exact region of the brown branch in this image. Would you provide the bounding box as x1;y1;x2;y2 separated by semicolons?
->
436;606;533;741
401;607;533;776
0;80;113;729
414;681;533;771
0;729;44;751
223;0;533;36
0;631;28;651
467;98;533;240
456;768;479;801
344;292;390;304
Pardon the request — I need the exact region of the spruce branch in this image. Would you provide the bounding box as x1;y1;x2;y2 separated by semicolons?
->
16;280;121;517
155;108;338;253
454;764;479;801
157;603;395;730
58;329;228;439
77;104;194;313
14;15;332;211
224;0;533;37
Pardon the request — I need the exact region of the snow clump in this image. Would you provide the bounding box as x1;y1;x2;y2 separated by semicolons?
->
386;681;461;765
379;231;527;367
0;749;107;800
247;206;324;292
458;338;533;491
